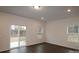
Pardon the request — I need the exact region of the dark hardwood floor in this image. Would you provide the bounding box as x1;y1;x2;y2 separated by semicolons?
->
1;43;79;53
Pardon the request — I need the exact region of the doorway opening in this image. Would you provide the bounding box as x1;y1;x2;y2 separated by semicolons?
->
10;25;26;48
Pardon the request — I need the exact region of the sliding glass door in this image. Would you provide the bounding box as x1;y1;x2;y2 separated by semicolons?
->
10;25;26;48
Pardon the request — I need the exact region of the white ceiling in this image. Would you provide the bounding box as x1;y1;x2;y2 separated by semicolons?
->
0;6;79;21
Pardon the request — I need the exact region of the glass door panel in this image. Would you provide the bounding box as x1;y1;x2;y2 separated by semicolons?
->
19;26;26;46
10;25;19;48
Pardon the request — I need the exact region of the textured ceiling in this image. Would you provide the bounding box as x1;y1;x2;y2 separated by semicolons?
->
0;6;79;21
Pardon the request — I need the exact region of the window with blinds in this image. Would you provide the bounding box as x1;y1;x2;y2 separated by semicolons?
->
67;25;79;43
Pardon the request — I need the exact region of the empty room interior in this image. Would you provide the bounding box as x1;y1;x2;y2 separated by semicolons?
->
0;6;79;53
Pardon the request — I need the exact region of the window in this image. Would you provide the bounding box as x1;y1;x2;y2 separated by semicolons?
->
67;25;79;34
67;25;79;43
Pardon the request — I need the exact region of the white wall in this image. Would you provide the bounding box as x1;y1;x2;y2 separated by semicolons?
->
0;12;45;52
46;17;79;50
